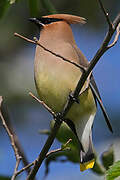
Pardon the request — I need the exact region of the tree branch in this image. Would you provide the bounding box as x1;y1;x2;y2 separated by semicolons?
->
29;92;55;116
0;96;31;179
46;138;72;157
108;23;120;48
68;12;120;112
15;161;35;176
13;4;120;179
26;13;120;180
0;97;20;160
11;158;21;180
9;138;71;180
0;96;21;180
98;0;113;30
26;118;62;180
14;33;86;72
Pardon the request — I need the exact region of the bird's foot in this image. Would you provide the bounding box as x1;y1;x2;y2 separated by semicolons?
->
54;112;64;123
69;92;80;104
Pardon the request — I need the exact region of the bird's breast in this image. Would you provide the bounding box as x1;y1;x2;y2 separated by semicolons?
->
34;43;96;122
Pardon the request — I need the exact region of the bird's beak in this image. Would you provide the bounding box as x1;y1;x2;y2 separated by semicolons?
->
29;18;44;27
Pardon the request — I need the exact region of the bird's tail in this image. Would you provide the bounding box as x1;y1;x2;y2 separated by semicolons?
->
79;132;95;171
74;113;96;172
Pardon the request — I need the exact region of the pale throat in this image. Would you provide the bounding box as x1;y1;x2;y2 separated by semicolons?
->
39;24;75;47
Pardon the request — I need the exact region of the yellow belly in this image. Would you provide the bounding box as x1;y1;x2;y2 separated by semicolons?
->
34;56;96;123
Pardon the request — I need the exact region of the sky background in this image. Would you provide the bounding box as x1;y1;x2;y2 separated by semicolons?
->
0;0;120;179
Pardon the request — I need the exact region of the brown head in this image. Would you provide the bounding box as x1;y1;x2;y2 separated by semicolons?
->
29;14;86;45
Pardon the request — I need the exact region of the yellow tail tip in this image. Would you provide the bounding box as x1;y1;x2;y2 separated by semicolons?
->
80;159;95;172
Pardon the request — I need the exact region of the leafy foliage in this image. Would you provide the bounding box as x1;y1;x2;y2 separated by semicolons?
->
0;176;11;180
91;145;114;175
50;120;80;162
101;145;114;170
106;161;120;180
43;120;80;177
41;120;115;177
0;0;10;19
0;0;57;20
9;0;16;4
92;158;106;175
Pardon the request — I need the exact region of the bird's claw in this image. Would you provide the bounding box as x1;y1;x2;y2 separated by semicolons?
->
69;92;80;104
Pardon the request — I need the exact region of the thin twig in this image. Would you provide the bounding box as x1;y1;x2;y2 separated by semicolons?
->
0;96;31;179
14;8;120;180
98;0;113;30
15;161;35;176
26;13;120;180
12;135;31;174
67;13;120;111
14;33;85;72
26;118;62;180
108;23;120;48
11;158;21;180
29;92;55;116
113;13;120;29
0;96;21;160
46;148;64;157
0;97;21;180
46;138;72;157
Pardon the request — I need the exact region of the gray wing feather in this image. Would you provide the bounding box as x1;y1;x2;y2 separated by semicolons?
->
72;44;113;133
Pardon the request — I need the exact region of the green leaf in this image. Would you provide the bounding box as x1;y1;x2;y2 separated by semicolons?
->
0;0;10;19
42;120;108;177
102;145;114;170
106;161;120;180
92;158;105;175
50;120;80;162
9;0;16;4
0;176;11;180
43;120;80;177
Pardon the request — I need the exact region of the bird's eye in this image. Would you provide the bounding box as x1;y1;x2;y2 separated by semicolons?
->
41;18;62;25
42;18;50;24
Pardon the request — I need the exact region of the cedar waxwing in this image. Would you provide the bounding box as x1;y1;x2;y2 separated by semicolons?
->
30;14;113;171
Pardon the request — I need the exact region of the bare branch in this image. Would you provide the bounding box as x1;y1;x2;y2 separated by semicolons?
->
11;158;21;180
0;96;21;160
29;92;55;116
26;118;62;180
14;33;85;72
98;0;113;30
15;161;35;176
0;96;32;179
12;135;31;175
46;138;72;157
46;148;64;157
66;13;120;113
108;23;120;48
26;12;120;179
0;97;21;180
113;13;120;29
14;9;120;180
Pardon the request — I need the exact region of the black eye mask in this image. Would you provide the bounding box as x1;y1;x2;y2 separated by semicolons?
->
29;17;63;28
37;17;63;25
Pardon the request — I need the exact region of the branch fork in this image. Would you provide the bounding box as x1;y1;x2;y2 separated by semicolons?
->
0;0;119;180
26;5;120;178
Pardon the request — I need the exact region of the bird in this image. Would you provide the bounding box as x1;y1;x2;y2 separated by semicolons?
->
29;14;113;171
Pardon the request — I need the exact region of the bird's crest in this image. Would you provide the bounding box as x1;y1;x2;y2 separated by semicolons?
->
43;14;86;25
